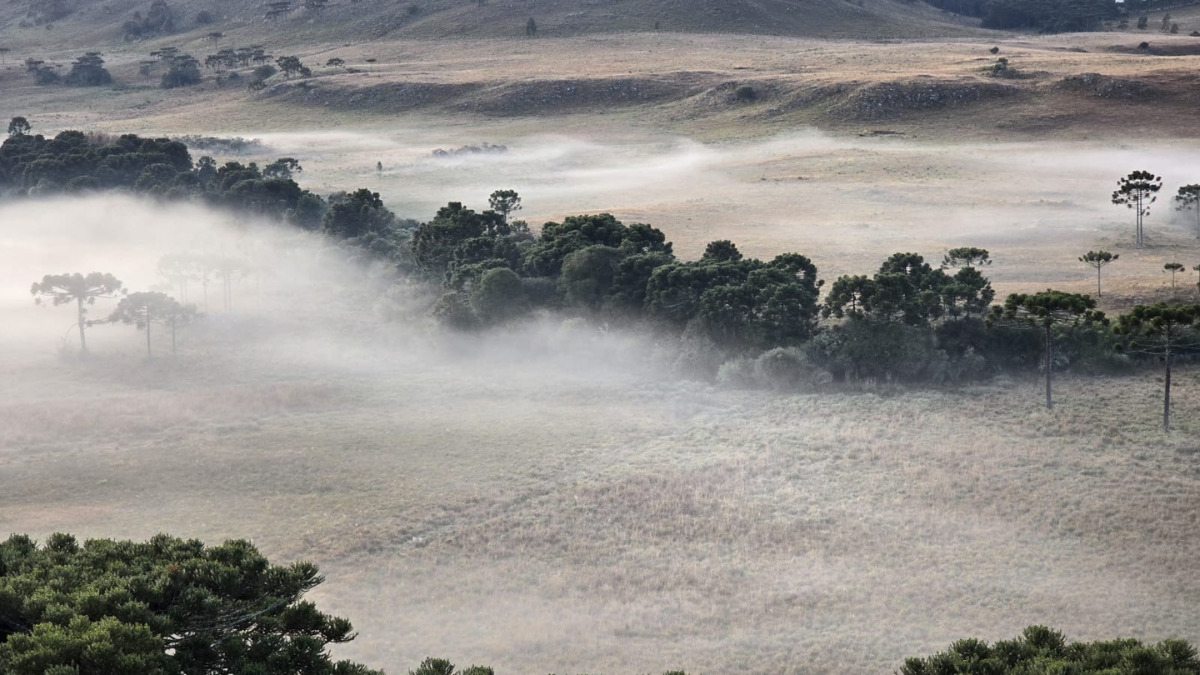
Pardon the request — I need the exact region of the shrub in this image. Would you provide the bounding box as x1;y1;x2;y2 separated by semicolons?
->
161;63;201;88
195;9;214;24
734;84;757;102
252;64;277;82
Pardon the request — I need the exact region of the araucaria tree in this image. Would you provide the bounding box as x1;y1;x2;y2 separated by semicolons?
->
7;116;30;136
1165;262;1185;288
108;291;191;358
1112;170;1162;248
1079;250;1118;297
1116;303;1200;432
488;189;521;224
30;272;124;356
1175;184;1200;239
0;532;382;675
994;290;1105;409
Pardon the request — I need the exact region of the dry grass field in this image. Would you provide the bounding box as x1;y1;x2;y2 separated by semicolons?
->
4;2;1200;671
2;305;1199;673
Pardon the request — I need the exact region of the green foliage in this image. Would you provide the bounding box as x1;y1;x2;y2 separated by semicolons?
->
487;189;521;223
1112;170;1163;247
941;247;991;269
470;267;527;324
1175;184;1200;238
823;252;992;326
64;53;112;87
0;533;382;675
323;188;396;239
900;625;1199;674
276;55;311;78
7;116;30;137
977;0;1117;31
122;0;176;40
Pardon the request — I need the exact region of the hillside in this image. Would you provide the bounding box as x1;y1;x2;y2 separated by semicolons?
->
0;0;983;56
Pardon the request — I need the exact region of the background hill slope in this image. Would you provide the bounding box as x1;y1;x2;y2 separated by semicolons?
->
0;0;983;54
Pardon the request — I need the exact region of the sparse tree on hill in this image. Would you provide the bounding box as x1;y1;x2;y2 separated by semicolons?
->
488;189;521;224
7;116;31;137
64;52;112;86
1165;262;1185;288
526;17;537;37
276;55;309;78
1116;303;1200;432
263;157;302;179
1175;184;1200;239
265;0;293;20
993;290;1105;409
1112;170;1162;248
326;57;345;68
30;272;124;356
1079;250;1118;297
108;291;187;358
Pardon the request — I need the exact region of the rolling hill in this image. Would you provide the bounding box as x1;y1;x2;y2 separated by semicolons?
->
0;0;984;56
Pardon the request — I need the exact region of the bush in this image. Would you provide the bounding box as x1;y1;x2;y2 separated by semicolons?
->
161;64;201;88
195;9;214;24
900;625;1199;675
251;64;277;82
734;84;757;102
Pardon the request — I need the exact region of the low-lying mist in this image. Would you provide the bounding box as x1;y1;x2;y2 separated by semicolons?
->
223;129;1200;295
3;132;1200;674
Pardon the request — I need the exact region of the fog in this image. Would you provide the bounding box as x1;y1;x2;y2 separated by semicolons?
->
2;131;1200;673
231;129;1200;291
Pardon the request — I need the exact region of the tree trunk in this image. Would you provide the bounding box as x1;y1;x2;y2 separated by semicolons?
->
1044;323;1053;410
1097;266;1102;297
76;296;87;356
145;310;153;359
1163;338;1172;433
171;319;177;357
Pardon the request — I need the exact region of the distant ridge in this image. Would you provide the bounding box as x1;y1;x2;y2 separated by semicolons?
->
0;0;984;54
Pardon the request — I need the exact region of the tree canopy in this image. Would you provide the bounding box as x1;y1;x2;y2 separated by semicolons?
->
901;625;1199;675
0;533;381;675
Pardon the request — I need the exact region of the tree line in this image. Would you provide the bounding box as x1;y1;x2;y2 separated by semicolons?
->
7;122;1200;432
923;0;1190;32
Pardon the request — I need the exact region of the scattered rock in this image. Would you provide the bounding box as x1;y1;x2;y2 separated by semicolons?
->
1058;73;1160;101
836;79;1019;120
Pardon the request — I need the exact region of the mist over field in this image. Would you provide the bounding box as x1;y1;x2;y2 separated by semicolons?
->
2;130;1200;674
220;130;1200;286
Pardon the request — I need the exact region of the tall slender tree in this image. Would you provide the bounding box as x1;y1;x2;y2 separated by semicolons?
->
1175;184;1200;239
1116;303;1200;432
993;290;1105;409
488;189;522;224
1079;250;1118;297
1112;170;1163;248
30;273;124;356
1164;262;1185;288
108;291;189;359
